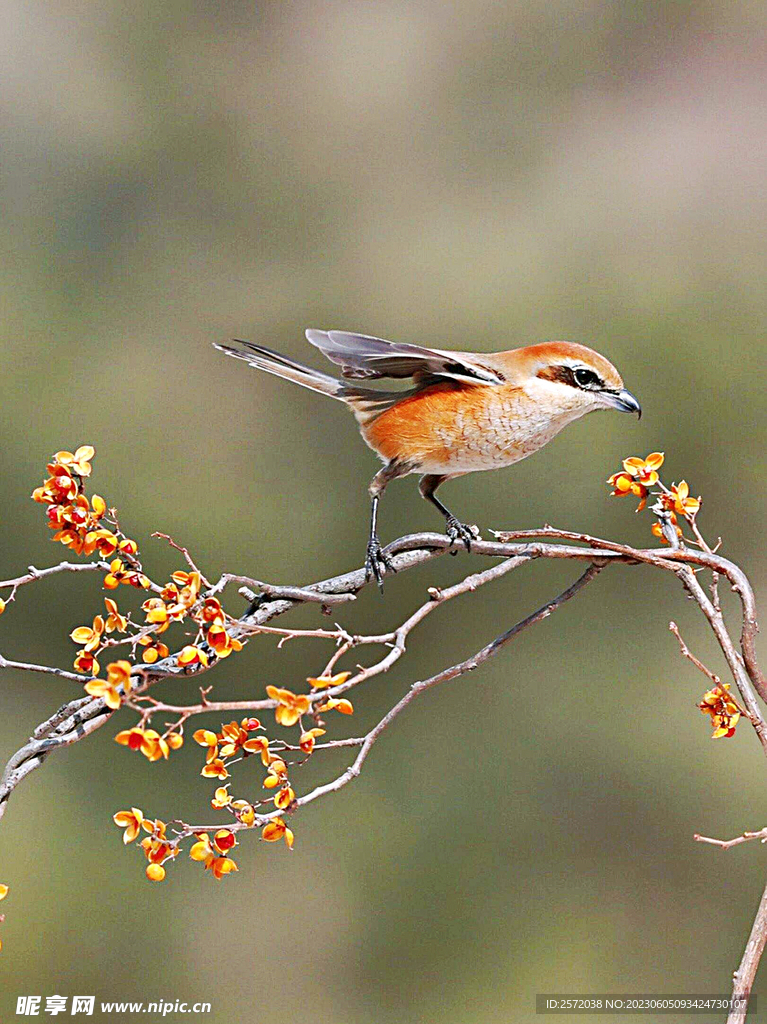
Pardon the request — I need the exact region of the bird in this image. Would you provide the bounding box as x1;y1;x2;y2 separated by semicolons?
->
214;330;641;586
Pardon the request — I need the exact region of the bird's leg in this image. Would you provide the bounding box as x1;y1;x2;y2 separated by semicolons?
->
418;474;478;553
366;494;394;588
365;464;401;589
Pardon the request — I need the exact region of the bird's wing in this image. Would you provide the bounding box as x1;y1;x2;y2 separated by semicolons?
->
305;329;505;385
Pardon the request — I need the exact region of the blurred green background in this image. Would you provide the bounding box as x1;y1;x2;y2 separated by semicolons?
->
1;1;766;1021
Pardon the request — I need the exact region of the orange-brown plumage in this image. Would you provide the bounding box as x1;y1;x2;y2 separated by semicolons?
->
215;330;640;586
362;380;492;468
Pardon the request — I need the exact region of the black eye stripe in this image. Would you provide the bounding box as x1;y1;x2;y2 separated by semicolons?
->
536;365;604;389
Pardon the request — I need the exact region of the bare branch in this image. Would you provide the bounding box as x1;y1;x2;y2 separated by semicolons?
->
209;573;356;605
0;559;108;601
151;532;211;586
728;878;767;1023
694;829;767;851
669;621;722;687
0;653;94;684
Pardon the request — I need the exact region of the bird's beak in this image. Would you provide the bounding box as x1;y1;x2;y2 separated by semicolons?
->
605;388;642;418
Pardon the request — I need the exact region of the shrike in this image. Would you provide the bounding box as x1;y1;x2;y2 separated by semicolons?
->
215;330;640;585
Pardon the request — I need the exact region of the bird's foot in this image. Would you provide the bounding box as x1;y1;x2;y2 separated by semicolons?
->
365;535;395;590
445;517;480;553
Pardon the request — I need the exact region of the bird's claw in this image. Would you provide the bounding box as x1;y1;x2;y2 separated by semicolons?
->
365;535;395;590
445;517;479;553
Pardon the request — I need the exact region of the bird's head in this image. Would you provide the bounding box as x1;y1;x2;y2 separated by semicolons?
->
511;341;641;422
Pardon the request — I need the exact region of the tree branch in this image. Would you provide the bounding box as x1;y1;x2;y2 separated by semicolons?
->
4;527;765;822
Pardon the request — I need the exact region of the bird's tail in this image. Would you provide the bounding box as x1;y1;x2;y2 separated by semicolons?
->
214;339;352;400
214;339;401;423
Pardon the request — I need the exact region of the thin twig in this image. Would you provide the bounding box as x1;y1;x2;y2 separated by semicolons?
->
694;829;767;851
151;532;211;587
669;621;722;686
0;653;94;684
0;559;108;602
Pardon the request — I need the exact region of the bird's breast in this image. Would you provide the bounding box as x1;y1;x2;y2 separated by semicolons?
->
361;383;576;474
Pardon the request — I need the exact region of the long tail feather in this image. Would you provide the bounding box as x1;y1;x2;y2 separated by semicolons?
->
214;340;347;400
214;338;407;425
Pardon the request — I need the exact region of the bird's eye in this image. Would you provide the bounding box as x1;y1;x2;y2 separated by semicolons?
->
573;367;601;389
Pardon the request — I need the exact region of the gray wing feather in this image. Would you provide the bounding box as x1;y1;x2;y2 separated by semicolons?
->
305;329;503;385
